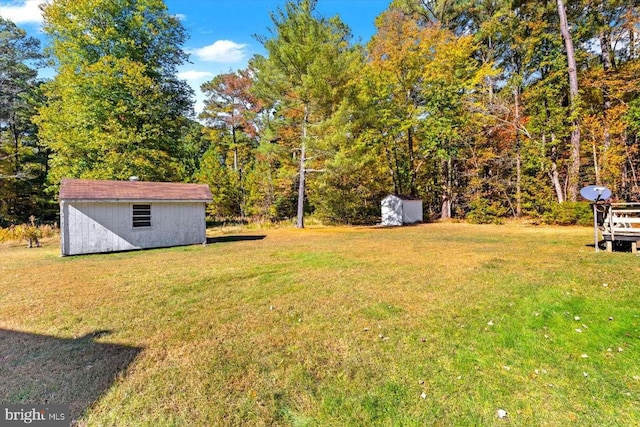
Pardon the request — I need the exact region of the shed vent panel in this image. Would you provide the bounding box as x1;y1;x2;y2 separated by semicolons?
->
132;204;151;227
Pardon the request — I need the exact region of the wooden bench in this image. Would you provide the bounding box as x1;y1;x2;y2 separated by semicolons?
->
600;203;640;253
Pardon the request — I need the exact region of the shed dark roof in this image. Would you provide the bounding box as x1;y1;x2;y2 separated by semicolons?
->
59;179;212;202
384;194;422;201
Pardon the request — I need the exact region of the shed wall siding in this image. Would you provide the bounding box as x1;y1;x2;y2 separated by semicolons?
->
381;196;403;226
402;200;423;224
381;196;423;226
61;202;206;255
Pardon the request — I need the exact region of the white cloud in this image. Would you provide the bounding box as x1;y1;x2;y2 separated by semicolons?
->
0;0;50;25
194;40;248;63
173;13;186;21
178;70;214;81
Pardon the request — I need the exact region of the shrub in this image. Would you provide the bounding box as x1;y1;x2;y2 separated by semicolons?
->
466;198;508;224
542;202;593;226
39;223;58;238
0;218;58;245
0;226;19;243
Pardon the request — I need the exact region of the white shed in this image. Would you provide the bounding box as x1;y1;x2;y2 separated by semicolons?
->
381;194;423;226
59;178;212;256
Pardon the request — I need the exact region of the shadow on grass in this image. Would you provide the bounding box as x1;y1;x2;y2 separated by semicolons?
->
368;222;427;229
586;240;635;253
207;235;266;244
0;329;142;423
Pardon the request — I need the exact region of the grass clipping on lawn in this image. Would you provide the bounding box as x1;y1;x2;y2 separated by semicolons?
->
1;223;639;426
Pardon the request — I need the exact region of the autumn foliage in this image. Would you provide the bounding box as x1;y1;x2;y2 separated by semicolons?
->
2;0;640;225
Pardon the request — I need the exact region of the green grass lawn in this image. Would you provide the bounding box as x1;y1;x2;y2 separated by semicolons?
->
1;223;639;426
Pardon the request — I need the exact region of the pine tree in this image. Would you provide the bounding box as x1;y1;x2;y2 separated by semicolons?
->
0;17;47;224
252;0;356;227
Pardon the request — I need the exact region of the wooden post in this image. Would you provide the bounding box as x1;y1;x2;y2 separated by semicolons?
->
593;204;599;253
633;241;638;255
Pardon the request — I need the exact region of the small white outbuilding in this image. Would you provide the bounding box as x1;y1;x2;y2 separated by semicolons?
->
59;178;212;256
381;194;423;226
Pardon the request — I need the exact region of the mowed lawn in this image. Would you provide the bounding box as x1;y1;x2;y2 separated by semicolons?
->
1;223;639;426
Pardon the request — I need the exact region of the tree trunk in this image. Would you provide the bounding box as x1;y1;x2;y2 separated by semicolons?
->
628;8;636;59
441;197;451;219
296;104;308;229
598;27;612;181
516;147;522;216
10;112;22;176
625;134;639;192
408;127;417;196
593;139;600;185
551;159;565;204
514;86;522;217
440;157;452;219
384;144;401;195
232;126;238;172
557;0;581;202
231;126;245;220
549;136;565;203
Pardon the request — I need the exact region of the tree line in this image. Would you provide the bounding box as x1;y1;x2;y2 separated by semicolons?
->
1;0;639;227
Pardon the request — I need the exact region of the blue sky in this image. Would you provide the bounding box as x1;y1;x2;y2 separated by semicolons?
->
0;0;391;114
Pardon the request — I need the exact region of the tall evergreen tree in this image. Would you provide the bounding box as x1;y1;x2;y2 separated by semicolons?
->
252;0;356;227
199;70;264;219
0;17;47;224
200;70;262;173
